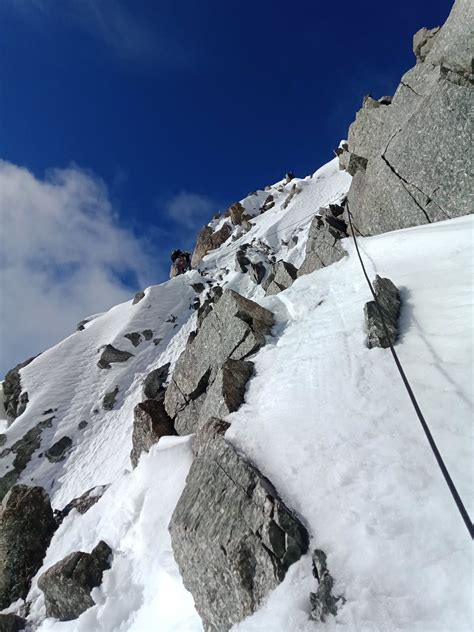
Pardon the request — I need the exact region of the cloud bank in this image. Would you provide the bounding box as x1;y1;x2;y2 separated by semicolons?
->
0;160;157;375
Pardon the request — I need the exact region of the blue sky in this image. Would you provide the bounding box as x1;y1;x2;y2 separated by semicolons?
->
0;0;451;373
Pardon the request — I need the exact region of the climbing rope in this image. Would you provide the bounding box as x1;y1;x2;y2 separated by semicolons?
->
346;204;474;540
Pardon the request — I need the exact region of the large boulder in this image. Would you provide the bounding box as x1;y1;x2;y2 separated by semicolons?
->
343;0;473;237
130;398;177;468
0;614;27;632
38;541;112;621
169;419;309;632
0;485;56;609
192;223;232;267
164;290;273;435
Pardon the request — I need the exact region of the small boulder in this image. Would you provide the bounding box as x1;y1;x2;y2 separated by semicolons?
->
364;276;401;349
142;329;153;341
76;319;90;331
97;345;133;369
130;399;176;468
143;363;171;400
260;194;275;213
102;386;119;411
78;420;88;430
310;549;344;622
38;541;112;621
0;614;27;632
124;332;142;347
45;436;72;463
0;485;56;609
265;260;298;296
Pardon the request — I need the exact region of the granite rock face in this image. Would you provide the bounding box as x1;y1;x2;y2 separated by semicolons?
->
298;204;348;277
192;222;232;267
38;541;112;621
130;398;176;468
165;290;273;435
364;276;401;349
0;485;56;609
169;419;309;632
343;0;473;237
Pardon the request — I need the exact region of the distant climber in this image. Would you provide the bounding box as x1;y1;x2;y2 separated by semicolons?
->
170;250;191;278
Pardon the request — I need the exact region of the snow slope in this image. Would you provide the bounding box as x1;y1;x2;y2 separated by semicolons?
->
1;158;472;631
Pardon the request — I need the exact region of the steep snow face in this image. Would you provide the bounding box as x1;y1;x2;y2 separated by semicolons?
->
1;158;472;631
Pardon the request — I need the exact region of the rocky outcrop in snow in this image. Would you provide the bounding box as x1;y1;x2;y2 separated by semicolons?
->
0;614;27;632
340;0;473;236
38;541;112;621
2;358;35;424
192;222;232;267
130;398;176;468
0;485;56;609
169;418;309;632
264;260;298;295
164;289;273;435
309;549;344;622
365;276;401;349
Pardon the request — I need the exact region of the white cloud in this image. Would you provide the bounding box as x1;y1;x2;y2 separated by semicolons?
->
0;160;158;375
165;191;218;231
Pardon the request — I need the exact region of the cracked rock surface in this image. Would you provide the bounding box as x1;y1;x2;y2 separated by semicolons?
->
342;0;473;236
165;289;273;435
169;418;309;632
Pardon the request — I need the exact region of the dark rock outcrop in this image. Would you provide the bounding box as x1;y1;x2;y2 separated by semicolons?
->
249;262;267;285
102;386;119;411
132;291;145;305
0;485;56;609
0;417;54;501
38;541;112;621
0;614;27;632
265;261;298;295
260;194;275;213
124;332;142;347
169;418;309;632
310;549;344;622
298;204;348;277
3;357;35;423
45;436;72;463
192;223;232;267
97;345;133;369
365;276;401;349
165;290;273;435
130;398;176;468
55;485;109;526
142;329;153;341
142;363;170;400
229;202;247;226
342;0;473;236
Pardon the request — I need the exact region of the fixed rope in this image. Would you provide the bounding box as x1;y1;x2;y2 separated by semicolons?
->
346;205;474;540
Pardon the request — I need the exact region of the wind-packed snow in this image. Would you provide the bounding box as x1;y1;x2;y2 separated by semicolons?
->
1;158;472;631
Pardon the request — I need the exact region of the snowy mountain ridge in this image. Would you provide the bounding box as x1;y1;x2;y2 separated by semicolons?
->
0;1;473;631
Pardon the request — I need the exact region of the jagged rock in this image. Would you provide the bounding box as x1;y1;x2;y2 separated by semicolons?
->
0;485;56;609
413;26;440;62
229;202;247;226
191;282;205;293
3;357;35;423
365;276;401;349
265;260;298;295
142;329;153;341
45;436;72;463
130;398;176;468
38;541;112;621
169;418;309;632
124;332;142;347
97;345;133;369
298;205;348;277
0;417;54;501
196;286;223;328
143;362;170;400
132;291;145;305
0;614;27;632
165;290;273;435
345;0;473;237
310;549;344;622
102;386;119;411
192;223;232;267
55;485;108;526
